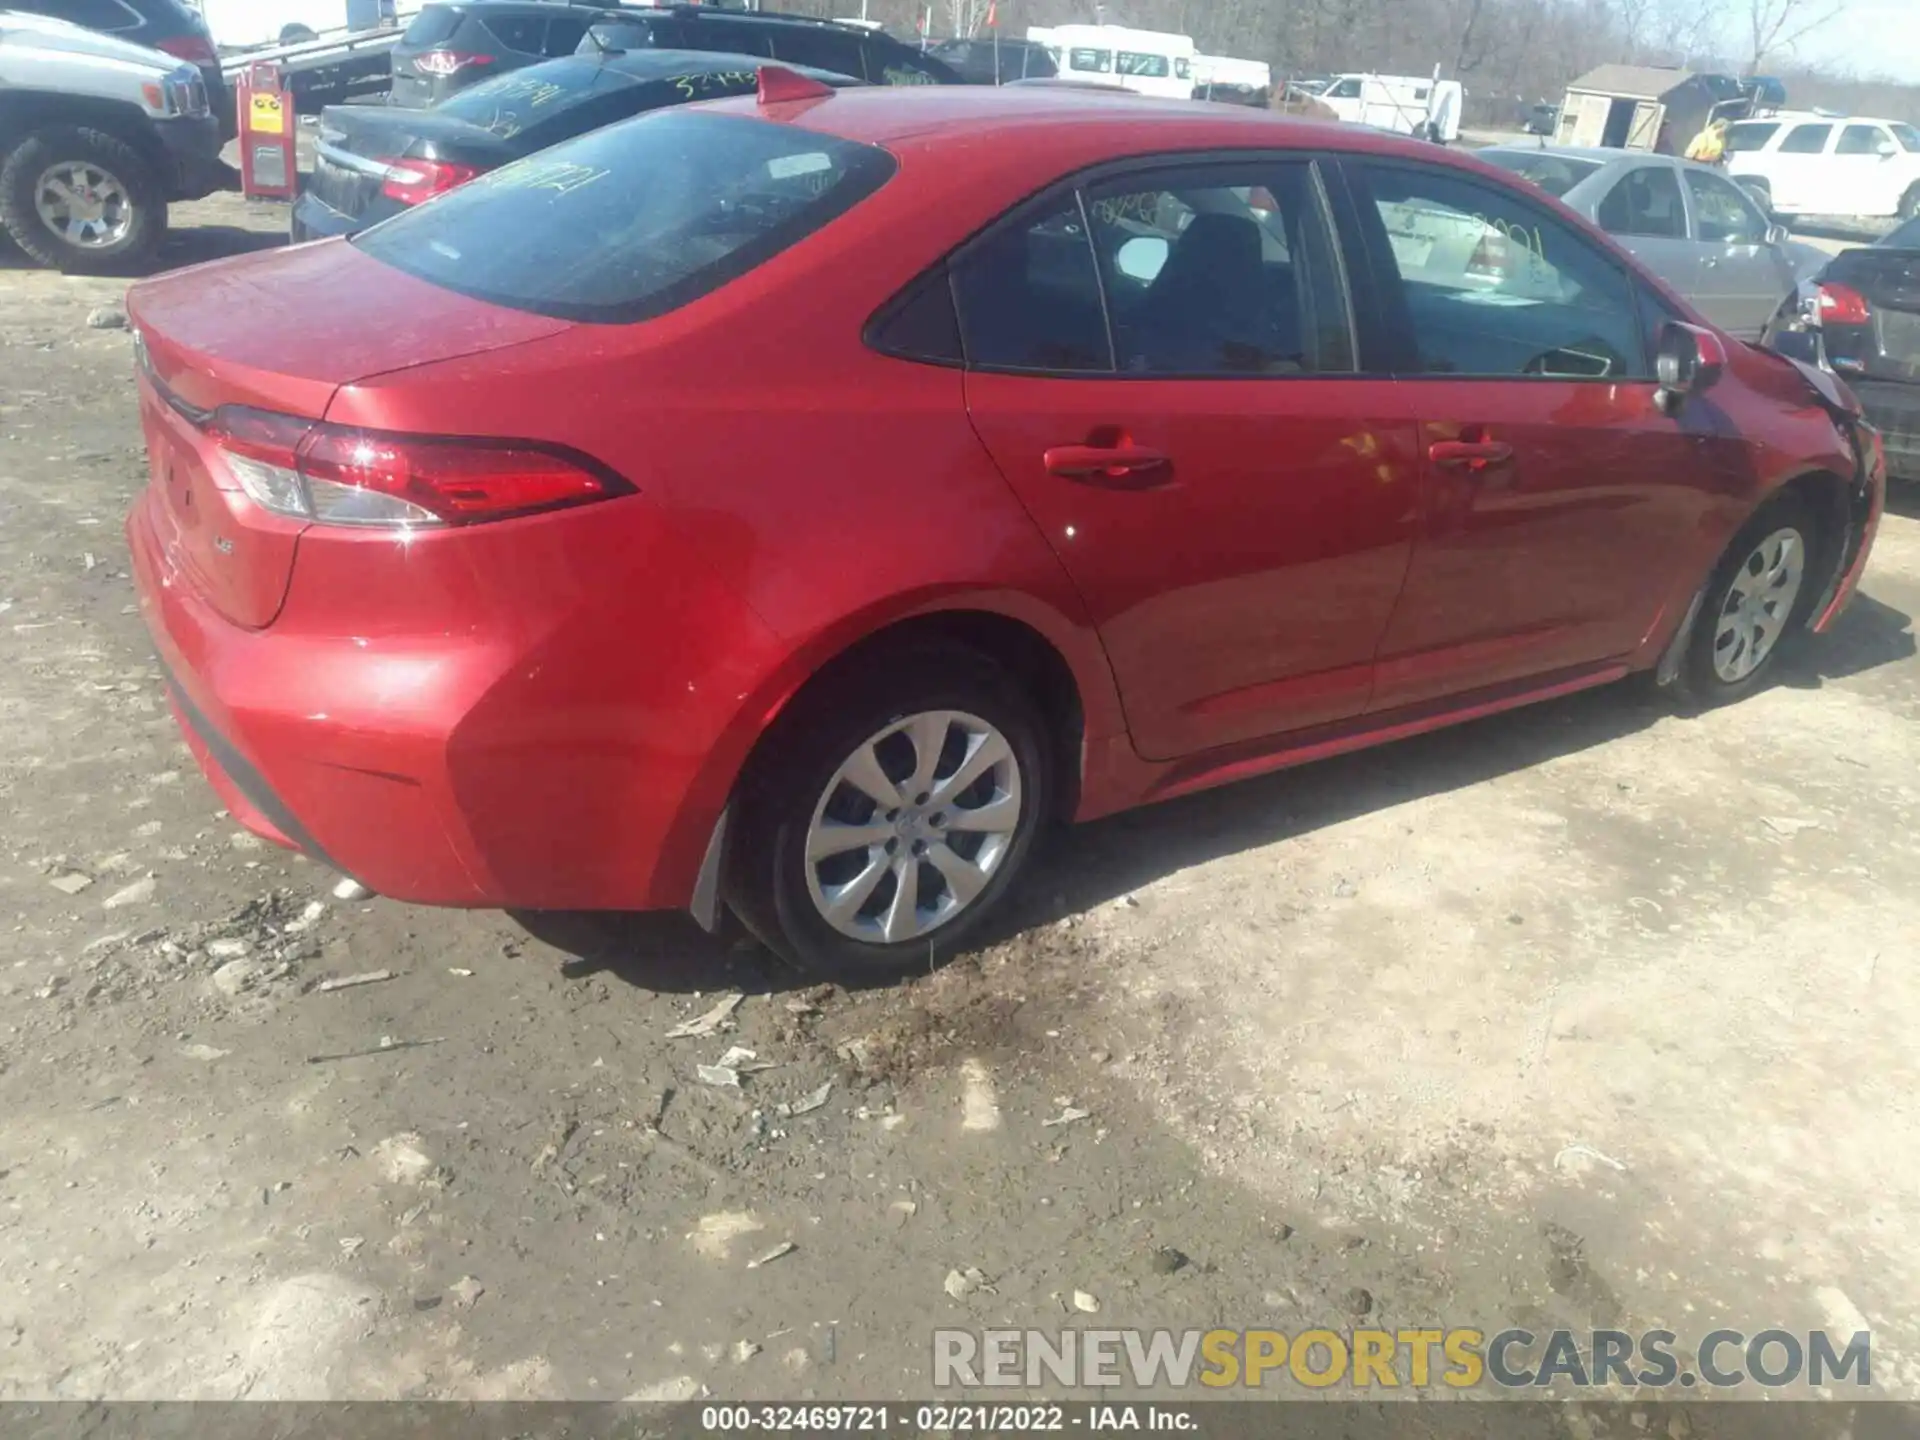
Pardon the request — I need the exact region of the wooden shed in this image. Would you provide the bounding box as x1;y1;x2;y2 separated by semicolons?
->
1555;64;1722;153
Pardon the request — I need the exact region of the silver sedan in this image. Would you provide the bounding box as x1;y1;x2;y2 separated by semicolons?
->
1478;145;1830;341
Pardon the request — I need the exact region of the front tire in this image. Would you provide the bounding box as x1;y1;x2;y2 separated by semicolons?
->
1674;493;1819;707
0;127;166;275
728;645;1052;982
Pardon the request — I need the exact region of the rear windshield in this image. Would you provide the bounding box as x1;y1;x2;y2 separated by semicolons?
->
401;4;461;46
353;110;896;324
434;58;641;137
1480;150;1603;198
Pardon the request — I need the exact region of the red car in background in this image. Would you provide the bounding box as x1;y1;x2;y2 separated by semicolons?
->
125;78;1883;978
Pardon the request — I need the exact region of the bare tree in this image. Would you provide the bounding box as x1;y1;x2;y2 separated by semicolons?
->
1744;0;1842;73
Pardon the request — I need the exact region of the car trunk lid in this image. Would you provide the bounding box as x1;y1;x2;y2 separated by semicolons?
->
1822;245;1920;384
309;104;514;223
127;241;569;629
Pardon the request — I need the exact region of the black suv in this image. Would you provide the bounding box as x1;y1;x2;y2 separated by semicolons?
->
579;6;959;90
390;2;606;108
392;2;957;108
5;0;231;133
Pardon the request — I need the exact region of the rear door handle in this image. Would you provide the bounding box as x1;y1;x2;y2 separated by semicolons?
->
1428;439;1514;469
1043;444;1171;481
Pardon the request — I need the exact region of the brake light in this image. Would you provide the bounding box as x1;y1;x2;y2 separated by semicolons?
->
411;49;492;77
156;33;219;64
202;406;629;528
377;156;481;205
1817;282;1872;326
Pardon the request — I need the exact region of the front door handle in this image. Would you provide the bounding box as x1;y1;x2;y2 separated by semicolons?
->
1428;438;1514;470
1043;443;1171;481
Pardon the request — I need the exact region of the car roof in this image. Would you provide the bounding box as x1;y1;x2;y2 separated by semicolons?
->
712;82;1398;150
518;46;860;86
585;5;895;33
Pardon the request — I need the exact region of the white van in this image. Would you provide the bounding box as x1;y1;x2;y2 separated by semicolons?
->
1027;23;1194;100
1318;72;1464;140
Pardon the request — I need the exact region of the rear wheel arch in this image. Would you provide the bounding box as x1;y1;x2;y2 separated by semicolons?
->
737;608;1093;829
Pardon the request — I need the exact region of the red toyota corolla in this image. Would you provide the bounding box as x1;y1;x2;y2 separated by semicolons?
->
125;78;1884;977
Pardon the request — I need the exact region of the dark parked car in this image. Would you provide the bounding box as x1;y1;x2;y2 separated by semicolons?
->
1767;214;1920;481
294;48;859;240
578;6;959;87
4;0;230;133
389;1;608;109
926;36;1055;84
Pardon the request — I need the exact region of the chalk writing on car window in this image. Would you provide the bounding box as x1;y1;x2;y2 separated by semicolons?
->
1088;191;1162;227
484;159;610;197
671;70;761;99
1473;212;1548;264
482;75;567;109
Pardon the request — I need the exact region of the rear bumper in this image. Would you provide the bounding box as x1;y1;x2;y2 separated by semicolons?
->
290;190;366;242
126;477;774;915
1848;378;1920;480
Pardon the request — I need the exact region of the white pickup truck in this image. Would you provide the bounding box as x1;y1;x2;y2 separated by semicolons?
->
1727;113;1920;223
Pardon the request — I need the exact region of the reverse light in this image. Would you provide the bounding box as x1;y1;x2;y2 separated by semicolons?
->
1817;282;1872;326
203;406;629;529
412;49;493;77
377;156;482;205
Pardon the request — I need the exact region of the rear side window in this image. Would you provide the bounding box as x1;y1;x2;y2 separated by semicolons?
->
1836;125;1887;156
401;5;462;46
477;12;547;54
1725;121;1778;152
1116;50;1167;78
1594;165;1684;239
1778;124;1831;154
354;111;895;324
766;25;865;77
543;16;591;55
952;199;1111;371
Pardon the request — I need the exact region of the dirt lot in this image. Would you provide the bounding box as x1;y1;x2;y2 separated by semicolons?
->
3;181;1919;1414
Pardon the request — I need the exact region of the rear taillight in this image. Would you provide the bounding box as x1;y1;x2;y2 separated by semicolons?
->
411;49;492;77
1817;282;1872;326
156;33;219;64
377;156;481;206
202;406;628;529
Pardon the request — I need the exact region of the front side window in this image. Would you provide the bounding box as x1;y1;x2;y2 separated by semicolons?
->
1684;169;1767;244
1594;165;1685;238
1328;77;1362;99
354;110;895;324
1354;162;1644;380
1068;47;1112;73
767;26;865;76
543;16;590;54
1778;123;1832;154
1116;50;1169;78
1893;123;1920;153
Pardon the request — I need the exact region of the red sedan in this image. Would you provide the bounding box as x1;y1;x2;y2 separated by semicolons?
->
125;78;1884;977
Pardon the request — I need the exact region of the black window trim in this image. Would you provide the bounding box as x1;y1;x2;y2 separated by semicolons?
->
863;148;1364;382
1330;154;1654;384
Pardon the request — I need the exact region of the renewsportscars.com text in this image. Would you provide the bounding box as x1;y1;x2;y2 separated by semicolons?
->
933;1327;1872;1391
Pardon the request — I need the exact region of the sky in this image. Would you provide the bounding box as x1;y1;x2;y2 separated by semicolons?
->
1774;0;1920;81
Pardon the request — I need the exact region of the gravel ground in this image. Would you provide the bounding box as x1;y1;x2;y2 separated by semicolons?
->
2;176;1918;1418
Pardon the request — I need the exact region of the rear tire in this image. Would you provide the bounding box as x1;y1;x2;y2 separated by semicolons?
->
1672;492;1820;708
1901;184;1920;222
727;645;1052;983
0;127;165;275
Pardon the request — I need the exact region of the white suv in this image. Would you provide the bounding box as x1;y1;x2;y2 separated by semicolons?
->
1727;114;1920;222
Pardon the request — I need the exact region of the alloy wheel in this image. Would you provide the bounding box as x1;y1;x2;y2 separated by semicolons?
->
1713;526;1805;684
33;162;134;250
804;709;1023;945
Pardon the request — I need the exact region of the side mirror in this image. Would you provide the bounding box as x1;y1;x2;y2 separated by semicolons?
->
1656;321;1727;414
1877;140;1898;158
1114;234;1169;284
1765;222;1789;245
